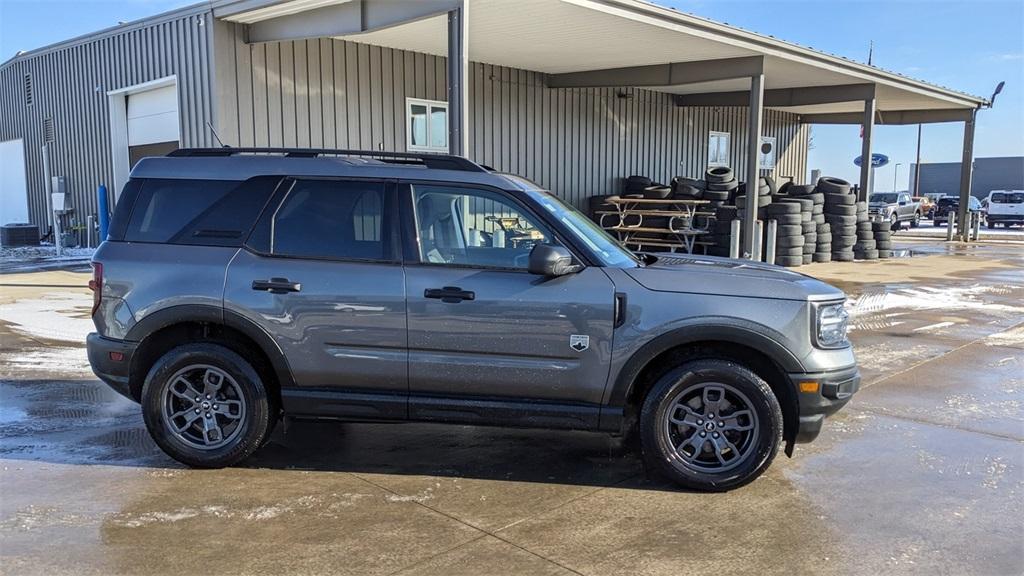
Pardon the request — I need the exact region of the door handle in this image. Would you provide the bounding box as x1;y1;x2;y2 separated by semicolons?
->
252;277;302;294
424;286;475;303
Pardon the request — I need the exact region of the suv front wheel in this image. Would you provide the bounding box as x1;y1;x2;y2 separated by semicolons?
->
141;343;275;468
640;359;783;491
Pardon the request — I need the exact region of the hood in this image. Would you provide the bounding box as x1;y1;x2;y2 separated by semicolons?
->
626;254;845;302
868;201;891;209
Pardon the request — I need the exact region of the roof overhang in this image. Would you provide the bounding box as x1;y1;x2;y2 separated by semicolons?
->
214;0;987;121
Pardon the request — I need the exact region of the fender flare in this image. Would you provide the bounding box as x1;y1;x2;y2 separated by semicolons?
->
125;304;296;390
606;320;803;409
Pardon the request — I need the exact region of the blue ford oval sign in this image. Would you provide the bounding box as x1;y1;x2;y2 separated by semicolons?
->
854;153;889;168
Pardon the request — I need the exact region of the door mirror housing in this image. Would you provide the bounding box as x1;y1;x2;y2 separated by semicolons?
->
528;243;582;277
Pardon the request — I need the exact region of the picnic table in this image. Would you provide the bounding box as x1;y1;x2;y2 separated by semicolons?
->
597;197;712;254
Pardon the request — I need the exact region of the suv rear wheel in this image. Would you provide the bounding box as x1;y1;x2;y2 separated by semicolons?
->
141;343;275;468
640;359;783;491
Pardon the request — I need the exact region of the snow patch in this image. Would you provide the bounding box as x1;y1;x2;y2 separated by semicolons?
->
0;292;94;343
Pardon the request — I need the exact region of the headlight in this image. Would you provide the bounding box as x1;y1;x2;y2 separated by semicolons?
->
816;302;850;348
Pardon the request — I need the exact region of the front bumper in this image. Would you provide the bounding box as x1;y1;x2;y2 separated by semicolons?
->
789;364;860;443
86;332;138;402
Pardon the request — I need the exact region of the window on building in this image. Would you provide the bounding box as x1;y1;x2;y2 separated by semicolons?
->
708;131;730;167
268;179;391;261
407;98;449;152
759;136;777;170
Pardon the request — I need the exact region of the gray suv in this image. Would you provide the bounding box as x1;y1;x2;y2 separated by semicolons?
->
87;148;859;491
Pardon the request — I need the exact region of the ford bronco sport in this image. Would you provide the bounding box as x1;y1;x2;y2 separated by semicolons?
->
87;148;859;491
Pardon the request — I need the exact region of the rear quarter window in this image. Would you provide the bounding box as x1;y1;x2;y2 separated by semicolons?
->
122;177;281;246
992;193;1024;203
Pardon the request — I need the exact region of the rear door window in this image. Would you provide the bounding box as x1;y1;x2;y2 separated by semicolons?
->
123;177;280;246
992;193;1024;204
249;179;395;262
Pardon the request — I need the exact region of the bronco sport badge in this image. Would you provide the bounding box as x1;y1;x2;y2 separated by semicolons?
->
569;334;589;352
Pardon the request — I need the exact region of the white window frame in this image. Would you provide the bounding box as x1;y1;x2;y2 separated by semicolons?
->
759;136;777;170
406;97;449;153
708;131;730;167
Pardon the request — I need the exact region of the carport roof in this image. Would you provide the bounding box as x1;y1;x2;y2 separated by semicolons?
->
214;0;988;119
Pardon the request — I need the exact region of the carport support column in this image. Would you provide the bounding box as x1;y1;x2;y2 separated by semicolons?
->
858;97;876;202
956;109;976;241
447;0;469;157
743;72;764;259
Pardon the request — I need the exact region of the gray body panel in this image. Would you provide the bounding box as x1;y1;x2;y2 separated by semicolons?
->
223;249;408;393
95;242;237;340
404;265;616;404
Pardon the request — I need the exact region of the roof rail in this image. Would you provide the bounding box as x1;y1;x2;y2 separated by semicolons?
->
167;147;488;173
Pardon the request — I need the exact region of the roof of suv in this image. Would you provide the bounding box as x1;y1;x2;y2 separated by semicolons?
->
129;148;539;191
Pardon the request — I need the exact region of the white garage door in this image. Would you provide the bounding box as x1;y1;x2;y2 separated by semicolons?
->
0;139;29;225
127;84;179;146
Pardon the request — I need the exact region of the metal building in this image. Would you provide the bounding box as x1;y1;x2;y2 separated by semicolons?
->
912;156;1024;200
0;0;988;249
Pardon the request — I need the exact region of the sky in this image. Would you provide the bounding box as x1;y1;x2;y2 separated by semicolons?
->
2;0;1022;191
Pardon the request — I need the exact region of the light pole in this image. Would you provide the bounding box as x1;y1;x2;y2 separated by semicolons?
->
893;163;902;193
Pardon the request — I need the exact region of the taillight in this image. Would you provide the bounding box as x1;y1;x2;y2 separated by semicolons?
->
89;262;103;316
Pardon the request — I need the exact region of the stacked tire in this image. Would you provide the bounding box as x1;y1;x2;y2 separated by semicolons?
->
873;221;893;258
786;184;829;263
707;205;738;257
624;175;652;196
703;167;739;207
735;176;773;222
764;199;805;267
819;177;857;262
853;201;878;260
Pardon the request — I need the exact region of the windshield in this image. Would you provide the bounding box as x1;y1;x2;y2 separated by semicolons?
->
870;193;898;203
525;190;639;267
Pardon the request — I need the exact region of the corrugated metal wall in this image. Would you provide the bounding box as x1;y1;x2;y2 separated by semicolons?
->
215;24;808;209
0;5;217;245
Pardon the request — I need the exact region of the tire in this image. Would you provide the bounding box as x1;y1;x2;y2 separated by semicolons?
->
776;224;803;236
987;221;995;229
911;212;921;228
889;213;899;231
825;204;857;216
826;214;858;227
832;250;855;262
644;186;673;199
776;255;803;267
771;213;802;226
706;166;734;184
878;249;892;258
824;193;856;206
626;175;652;190
779;198;814;211
787;184;816;196
640;359;783;491
817;177;852;195
703;190;731;201
141;343;276;468
765;202;801;215
776;235;805;248
854;249;879;260
706;180;739;192
812;252;832;263
775;246;804;257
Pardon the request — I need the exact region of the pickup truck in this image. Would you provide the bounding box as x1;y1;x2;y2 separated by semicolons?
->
869;192;922;229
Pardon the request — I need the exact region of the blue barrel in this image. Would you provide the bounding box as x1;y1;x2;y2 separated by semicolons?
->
97;184;110;241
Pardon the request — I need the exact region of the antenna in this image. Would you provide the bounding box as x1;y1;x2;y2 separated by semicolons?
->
206;121;229;148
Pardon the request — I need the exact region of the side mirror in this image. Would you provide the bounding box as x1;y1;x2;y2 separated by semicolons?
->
898;200;907;206
528;243;582;277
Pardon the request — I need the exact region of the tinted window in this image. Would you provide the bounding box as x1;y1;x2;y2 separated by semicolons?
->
264;179;390;261
992;192;1024;203
124;177;280;245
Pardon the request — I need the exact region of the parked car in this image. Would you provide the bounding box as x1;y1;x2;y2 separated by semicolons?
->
869;192;922;229
932;195;984;227
87;148;859;491
985;190;1024;228
912;196;935;219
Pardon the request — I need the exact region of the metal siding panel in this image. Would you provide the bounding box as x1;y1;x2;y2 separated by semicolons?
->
293;39;310;147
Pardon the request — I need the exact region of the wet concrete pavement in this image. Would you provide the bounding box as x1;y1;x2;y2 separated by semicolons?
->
1;240;1022;575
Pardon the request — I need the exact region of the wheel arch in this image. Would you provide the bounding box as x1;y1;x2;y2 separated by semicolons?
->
125;305;295;403
606;323;802;452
